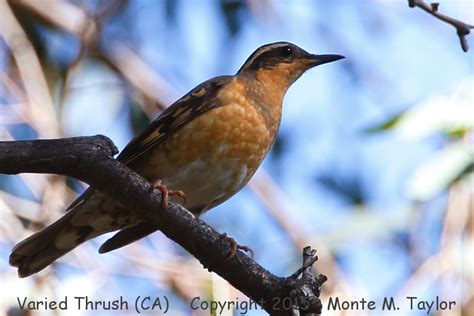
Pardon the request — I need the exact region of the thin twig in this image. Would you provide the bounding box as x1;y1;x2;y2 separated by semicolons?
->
408;0;474;52
0;1;60;137
10;0;177;112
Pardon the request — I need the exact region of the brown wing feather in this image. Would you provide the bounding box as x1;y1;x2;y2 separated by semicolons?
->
66;75;232;211
117;75;233;165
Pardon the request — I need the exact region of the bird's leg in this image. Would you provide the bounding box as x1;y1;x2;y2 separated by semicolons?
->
153;180;186;209
219;233;254;261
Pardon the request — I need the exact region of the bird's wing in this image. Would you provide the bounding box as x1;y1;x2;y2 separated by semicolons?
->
66;75;233;211
117;75;233;165
98;222;159;253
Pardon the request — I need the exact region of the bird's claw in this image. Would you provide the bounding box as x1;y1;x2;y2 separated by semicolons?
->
153;180;186;209
219;233;254;261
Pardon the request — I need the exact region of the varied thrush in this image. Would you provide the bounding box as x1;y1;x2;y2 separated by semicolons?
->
10;42;344;277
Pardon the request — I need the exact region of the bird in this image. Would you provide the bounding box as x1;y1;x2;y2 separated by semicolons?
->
9;42;344;278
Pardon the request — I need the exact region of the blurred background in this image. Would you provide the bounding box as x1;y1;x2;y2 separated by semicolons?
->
0;0;472;315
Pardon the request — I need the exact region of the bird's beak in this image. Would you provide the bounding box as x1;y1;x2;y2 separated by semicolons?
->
306;54;345;67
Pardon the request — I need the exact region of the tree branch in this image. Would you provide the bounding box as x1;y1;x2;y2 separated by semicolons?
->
408;0;474;52
0;135;326;315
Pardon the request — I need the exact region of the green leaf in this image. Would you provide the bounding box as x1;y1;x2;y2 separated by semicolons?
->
393;78;474;141
363;111;405;133
363;77;474;139
407;141;473;201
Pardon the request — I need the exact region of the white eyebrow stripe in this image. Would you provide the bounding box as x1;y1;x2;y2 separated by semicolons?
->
239;43;289;72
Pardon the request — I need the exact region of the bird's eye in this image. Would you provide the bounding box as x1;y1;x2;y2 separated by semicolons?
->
280;46;293;57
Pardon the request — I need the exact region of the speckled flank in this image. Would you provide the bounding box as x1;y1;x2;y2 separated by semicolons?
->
138;77;282;212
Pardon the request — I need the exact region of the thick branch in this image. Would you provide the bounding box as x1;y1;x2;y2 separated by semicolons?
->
0;136;326;315
408;0;474;52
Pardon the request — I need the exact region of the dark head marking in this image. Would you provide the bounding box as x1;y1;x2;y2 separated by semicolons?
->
238;42;310;73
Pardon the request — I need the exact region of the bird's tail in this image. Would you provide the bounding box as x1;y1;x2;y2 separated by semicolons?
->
9;206;107;278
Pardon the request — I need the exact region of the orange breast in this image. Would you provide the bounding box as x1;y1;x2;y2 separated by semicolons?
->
138;78;281;212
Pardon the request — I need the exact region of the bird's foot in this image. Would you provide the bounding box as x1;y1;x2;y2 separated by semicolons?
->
219;233;253;261
153;180;186;209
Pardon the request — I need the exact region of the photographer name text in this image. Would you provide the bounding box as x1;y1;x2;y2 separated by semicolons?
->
327;296;456;314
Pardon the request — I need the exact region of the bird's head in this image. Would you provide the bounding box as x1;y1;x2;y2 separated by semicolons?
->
238;42;344;92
